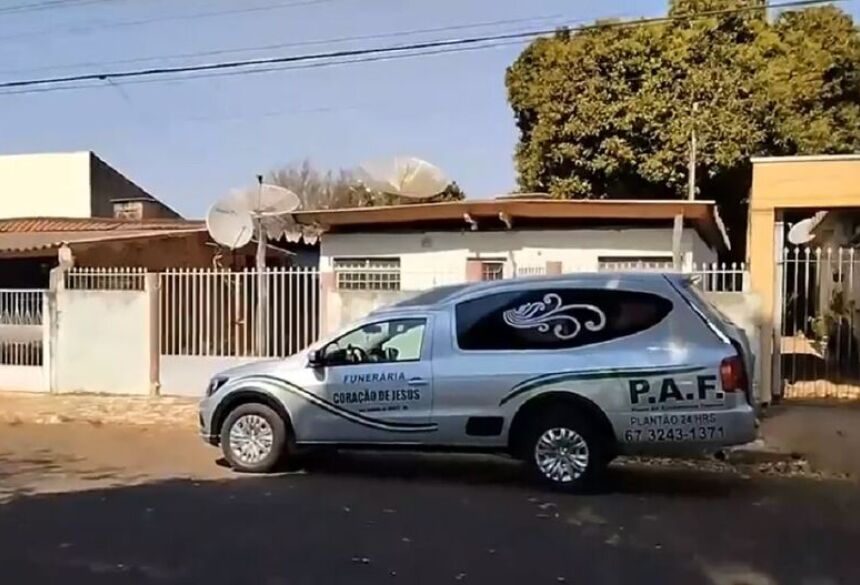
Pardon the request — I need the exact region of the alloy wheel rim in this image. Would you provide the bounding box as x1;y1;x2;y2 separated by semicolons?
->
534;427;590;483
229;414;274;465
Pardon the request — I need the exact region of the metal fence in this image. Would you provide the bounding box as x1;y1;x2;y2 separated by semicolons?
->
0;289;44;325
594;260;748;292
159;268;320;358
65;267;147;291
0;341;43;366
777;247;860;400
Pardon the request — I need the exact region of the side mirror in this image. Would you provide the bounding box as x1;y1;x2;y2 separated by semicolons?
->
307;349;324;367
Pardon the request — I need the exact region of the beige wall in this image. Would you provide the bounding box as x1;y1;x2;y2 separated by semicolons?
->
0;152;92;218
54;285;154;395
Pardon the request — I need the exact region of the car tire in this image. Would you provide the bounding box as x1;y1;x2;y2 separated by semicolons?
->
220;403;288;473
522;409;607;492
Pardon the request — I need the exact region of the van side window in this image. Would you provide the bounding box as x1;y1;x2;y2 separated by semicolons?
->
455;289;672;350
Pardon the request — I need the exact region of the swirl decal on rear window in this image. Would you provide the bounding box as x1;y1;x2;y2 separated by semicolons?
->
502;293;606;340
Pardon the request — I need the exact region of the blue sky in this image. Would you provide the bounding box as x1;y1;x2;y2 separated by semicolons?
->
1;0;855;217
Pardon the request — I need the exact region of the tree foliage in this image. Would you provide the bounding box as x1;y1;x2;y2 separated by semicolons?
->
268;160;465;210
506;0;860;249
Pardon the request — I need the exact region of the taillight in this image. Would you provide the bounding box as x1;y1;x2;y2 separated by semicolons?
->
720;355;747;393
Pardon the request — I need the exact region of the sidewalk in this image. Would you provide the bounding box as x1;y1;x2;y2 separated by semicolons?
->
755;402;860;479
0;392;197;428
1;392;858;479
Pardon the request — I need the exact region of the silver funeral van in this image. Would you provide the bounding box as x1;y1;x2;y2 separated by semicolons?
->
199;273;757;491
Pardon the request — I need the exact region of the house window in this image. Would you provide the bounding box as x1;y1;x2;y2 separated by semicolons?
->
598;256;674;272
334;258;401;291
480;260;505;281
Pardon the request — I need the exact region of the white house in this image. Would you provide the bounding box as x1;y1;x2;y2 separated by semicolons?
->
293;197;729;332
0;151;179;220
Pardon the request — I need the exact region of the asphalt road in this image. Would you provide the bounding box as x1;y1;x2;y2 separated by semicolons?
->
0;423;858;585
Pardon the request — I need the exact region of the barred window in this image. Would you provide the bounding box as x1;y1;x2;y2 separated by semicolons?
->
598;256;674;272
334;258;401;291
480;260;505;281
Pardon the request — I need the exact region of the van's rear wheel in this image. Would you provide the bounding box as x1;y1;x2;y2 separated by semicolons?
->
523;410;606;492
220;403;287;473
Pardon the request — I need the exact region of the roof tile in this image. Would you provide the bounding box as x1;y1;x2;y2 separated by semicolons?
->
0;217;202;233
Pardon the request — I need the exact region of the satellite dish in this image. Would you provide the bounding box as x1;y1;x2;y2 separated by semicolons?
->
206;182;301;249
787;211;828;245
249;183;301;216
206;200;253;249
358;156;449;199
206;180;302;356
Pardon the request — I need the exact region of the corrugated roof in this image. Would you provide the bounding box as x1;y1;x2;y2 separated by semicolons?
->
293;198;730;252
0;217;203;233
0;229;206;254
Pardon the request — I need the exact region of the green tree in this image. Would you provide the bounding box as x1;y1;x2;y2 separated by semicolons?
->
506;0;860;253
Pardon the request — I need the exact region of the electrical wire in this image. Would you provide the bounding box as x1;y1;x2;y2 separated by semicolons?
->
0;13;576;75
0;38;529;96
0;0;344;41
0;0;115;15
0;0;844;95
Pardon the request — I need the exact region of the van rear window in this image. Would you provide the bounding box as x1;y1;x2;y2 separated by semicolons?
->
455;288;672;351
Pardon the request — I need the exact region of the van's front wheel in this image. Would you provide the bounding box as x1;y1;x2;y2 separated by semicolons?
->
220;403;287;473
523;411;606;492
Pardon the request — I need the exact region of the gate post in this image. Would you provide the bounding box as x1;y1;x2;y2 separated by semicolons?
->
749;207;777;405
146;273;161;396
771;214;785;403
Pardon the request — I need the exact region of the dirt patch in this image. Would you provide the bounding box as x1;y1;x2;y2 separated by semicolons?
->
0;392;197;428
0;422;230;501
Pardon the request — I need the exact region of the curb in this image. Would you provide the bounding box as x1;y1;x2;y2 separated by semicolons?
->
720;439;800;465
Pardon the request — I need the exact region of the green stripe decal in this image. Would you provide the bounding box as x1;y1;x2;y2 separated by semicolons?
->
499;366;705;406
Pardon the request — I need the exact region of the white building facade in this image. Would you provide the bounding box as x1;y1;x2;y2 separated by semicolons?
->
294;198;728;333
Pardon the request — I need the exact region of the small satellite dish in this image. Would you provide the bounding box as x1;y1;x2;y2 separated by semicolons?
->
206;183;301;250
358;156;449;199
206;200;253;249
250;183;301;217
787;211;828;245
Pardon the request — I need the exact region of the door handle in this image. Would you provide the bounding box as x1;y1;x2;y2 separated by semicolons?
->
407;377;429;386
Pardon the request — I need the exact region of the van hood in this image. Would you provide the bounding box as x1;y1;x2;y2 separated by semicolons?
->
216;351;308;379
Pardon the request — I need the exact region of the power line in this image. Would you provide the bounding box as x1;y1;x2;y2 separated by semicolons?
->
0;0;344;42
0;0;842;93
0;13;575;75
0;0;114;15
0;38;530;96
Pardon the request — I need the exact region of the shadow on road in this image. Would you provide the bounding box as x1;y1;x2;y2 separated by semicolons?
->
283;451;755;499
0;465;858;585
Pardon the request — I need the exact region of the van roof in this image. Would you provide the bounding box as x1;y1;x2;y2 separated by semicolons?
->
373;272;689;314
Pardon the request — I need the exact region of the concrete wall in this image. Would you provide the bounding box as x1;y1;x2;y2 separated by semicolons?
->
0;152;92;218
324;289;416;334
0;365;47;392
704;291;765;404
159;356;257;397
54;286;153;395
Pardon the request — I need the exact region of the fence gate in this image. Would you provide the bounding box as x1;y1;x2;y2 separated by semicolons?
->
0;289;48;392
776;246;860;400
159;268;320;359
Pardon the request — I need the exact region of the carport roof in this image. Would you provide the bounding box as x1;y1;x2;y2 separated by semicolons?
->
0;229;206;256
